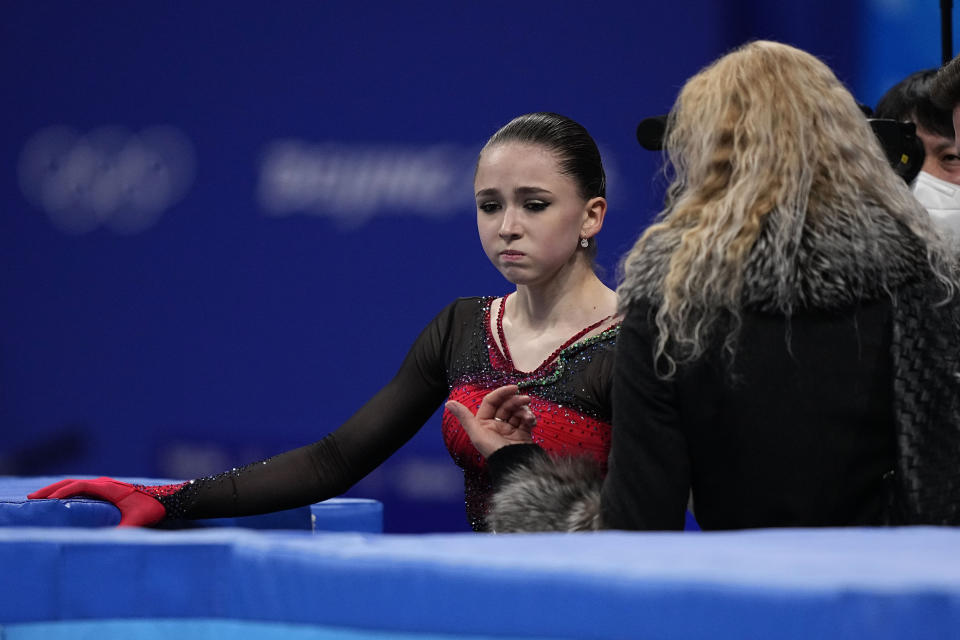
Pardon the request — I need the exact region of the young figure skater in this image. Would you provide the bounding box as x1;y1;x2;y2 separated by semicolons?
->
30;112;622;532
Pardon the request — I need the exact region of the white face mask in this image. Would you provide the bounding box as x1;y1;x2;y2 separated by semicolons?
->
912;171;960;236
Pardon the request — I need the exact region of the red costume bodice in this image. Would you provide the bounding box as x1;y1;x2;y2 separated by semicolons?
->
442;296;617;529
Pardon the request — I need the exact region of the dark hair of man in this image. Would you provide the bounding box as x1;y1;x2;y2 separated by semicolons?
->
931;54;960;111
876;69;954;139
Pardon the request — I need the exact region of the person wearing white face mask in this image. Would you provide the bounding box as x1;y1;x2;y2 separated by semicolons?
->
912;171;960;236
876;69;960;237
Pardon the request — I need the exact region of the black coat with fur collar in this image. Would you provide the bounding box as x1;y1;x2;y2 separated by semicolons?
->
487;210;960;531
602;296;896;530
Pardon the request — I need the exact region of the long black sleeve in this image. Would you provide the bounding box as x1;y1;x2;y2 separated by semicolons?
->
158;302;457;520
600;301;689;530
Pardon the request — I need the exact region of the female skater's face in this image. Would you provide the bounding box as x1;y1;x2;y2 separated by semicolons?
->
474;143;593;287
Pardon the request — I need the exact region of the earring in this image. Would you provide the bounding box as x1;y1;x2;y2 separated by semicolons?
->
580;237;589;248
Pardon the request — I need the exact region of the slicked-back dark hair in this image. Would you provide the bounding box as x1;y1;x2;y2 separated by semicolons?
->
482;112;606;200
876;69;954;139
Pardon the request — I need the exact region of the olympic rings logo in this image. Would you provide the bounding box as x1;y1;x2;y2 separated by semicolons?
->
17;125;196;235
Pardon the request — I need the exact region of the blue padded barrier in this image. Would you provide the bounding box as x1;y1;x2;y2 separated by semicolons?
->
0;476;382;532
0;619;546;639
2;526;959;639
309;500;383;533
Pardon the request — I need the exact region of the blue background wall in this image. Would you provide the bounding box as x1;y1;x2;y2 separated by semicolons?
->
0;1;951;532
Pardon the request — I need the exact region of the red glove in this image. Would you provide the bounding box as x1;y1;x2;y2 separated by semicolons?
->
28;477;170;527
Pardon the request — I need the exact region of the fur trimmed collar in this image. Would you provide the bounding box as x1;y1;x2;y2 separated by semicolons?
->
619;206;926;313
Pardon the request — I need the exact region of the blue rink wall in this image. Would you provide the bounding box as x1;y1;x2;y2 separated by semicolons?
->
2;527;960;639
1;620;540;640
0;1;951;532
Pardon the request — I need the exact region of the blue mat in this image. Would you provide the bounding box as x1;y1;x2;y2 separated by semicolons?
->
2;526;959;639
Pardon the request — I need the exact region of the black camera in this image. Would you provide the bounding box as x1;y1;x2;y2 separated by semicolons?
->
636;115;925;184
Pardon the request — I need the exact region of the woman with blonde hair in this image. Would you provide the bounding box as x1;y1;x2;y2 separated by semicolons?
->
457;40;960;531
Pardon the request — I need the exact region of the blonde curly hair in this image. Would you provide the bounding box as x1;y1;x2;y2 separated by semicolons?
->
619;40;952;375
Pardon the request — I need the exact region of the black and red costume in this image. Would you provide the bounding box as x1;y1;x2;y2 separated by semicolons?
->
144;296;619;531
